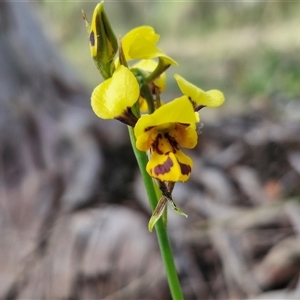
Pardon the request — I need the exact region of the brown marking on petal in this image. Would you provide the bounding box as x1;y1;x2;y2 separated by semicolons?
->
162;64;171;73
115;107;138;127
157;180;174;199
145;126;154;132
188;96;202;111
153;156;173;176
149;82;156;94
195;105;205;111
164;132;178;152
152;133;163;155
179;162;191;176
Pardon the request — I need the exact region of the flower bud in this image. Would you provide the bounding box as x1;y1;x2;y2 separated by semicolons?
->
89;2;118;79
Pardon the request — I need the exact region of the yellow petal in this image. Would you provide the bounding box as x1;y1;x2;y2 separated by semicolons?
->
122;26;159;58
139;96;149;113
132;59;158;71
135;127;156;151
147;151;181;181
204;90;225;107
122;26;159;60
170;123;198;149
174;150;193;182
153;75;166;93
128;33;158;59
91;65;139;119
129;35;177;65
134;96;197;139
174;74;225;108
147;150;193;182
122;26;177;65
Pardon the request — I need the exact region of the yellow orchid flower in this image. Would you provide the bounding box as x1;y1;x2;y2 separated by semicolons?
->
174;74;225;111
122;26;178;66
134;96;198;182
91;65;139;126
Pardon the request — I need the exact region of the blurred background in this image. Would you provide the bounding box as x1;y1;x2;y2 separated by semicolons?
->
40;0;300;116
0;1;300;299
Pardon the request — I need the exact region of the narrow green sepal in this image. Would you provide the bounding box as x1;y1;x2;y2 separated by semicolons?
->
167;197;188;218
157;180;188;221
148;194;187;232
148;196;168;232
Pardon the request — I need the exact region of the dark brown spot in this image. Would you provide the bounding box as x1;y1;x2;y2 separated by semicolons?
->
90;31;95;46
115;108;138;127
145;126;154;132
179;162;191;175
195;105;205;111
153;156;173;176
152;133;163;155
188;96;199;111
164;132;178;152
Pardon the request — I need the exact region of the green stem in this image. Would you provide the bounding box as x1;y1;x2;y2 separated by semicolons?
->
128;126;184;300
144;57;170;84
140;83;155;114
